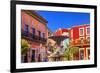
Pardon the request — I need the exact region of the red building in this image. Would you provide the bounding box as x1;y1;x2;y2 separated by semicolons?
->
55;28;69;37
69;24;90;60
54;24;90;60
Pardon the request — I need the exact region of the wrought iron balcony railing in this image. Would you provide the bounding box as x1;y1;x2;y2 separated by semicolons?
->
21;31;47;43
69;39;90;47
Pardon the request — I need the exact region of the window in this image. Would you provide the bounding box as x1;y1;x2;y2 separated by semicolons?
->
24;24;29;36
79;28;84;36
32;28;35;38
86;36;90;43
86;27;90;35
42;33;45;38
80;49;84;60
38;31;41;40
80;37;84;44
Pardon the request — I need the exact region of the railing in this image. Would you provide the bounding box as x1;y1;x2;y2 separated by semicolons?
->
21;31;47;43
69;39;90;47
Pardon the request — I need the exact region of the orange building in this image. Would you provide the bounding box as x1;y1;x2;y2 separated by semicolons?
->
21;10;49;62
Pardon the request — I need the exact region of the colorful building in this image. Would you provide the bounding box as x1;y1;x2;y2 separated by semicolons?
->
21;10;90;62
54;24;90;60
69;24;90;60
47;28;70;61
54;28;70;49
21;10;49;62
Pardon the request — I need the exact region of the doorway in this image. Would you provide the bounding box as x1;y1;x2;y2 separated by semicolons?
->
31;50;35;62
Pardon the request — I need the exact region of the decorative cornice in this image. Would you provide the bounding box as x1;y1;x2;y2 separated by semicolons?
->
22;10;48;25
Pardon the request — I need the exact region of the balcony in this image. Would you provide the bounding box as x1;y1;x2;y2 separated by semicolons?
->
21;31;47;43
69;39;90;47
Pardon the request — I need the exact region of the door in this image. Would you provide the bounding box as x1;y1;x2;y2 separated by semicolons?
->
80;49;84;60
31;50;35;62
24;53;28;63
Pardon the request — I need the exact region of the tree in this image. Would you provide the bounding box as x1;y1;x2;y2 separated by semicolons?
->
21;39;30;55
63;46;79;60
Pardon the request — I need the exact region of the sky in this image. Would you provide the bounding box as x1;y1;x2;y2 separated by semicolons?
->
37;11;90;32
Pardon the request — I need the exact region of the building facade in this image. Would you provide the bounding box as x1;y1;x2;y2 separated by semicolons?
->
21;10;90;62
54;28;70;49
21;10;49;62
54;24;90;60
69;24;90;60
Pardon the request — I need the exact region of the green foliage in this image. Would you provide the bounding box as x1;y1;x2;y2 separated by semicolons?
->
63;46;79;60
21;39;30;55
49;45;57;53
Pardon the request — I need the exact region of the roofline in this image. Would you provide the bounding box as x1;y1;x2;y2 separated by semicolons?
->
22;10;48;25
72;24;90;28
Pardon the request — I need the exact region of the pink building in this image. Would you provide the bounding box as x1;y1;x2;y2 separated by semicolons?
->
21;10;49;62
